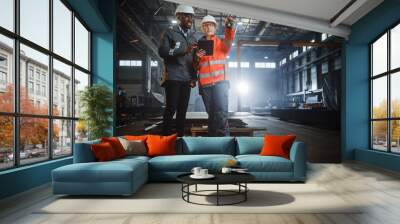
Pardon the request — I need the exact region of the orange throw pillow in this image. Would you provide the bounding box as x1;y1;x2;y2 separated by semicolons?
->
146;134;177;157
101;137;126;158
260;134;296;159
91;142;117;161
124;135;148;141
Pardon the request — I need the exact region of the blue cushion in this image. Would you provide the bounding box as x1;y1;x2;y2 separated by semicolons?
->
181;137;235;155
73;139;100;163
236;137;264;155
149;154;235;172
236;155;293;172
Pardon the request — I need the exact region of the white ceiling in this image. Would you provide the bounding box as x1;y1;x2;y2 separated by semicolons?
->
166;0;384;38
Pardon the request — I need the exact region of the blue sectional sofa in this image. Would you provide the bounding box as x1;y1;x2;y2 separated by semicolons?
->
52;137;307;196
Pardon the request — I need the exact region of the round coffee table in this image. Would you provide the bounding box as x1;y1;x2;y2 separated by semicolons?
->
177;173;255;206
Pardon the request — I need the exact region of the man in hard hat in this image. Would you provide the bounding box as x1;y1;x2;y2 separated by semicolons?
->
196;15;236;136
158;5;197;136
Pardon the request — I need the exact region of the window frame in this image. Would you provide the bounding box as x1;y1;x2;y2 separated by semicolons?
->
369;19;400;154
0;0;92;171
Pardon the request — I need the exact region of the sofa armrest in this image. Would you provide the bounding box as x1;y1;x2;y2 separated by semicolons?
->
289;141;307;181
73;141;99;163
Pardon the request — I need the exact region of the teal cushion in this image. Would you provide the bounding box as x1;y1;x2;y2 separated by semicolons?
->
149;154;235;172
236;155;293;172
53;159;146;183
236;137;264;155
181;137;235;155
73;139;101;163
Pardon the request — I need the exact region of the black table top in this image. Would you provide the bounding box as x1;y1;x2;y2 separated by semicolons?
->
177;172;255;185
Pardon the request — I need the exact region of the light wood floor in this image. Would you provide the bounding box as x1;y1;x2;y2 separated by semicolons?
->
1;162;400;224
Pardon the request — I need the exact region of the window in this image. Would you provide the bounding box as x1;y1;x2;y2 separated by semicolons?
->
53;59;72;117
0;0;14;32
74;69;89;118
75;17;90;70
228;61;238;68
240;62;250;68
0;1;91;170
0;116;13;170
280;58;286;66
321;61;329;74
0;35;14;112
119;60;142;67
311;66;317;90
370;23;400;153
131;60;142;67
151;60;158;67
28;81;34;94
255;62;276;69
391;24;400;70
119;60;131;66
20;0;49;49
53;0;72;60
0;71;6;85
21;44;49;115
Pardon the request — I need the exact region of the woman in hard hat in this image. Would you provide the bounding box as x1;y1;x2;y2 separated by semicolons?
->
196;15;236;136
158;5;198;136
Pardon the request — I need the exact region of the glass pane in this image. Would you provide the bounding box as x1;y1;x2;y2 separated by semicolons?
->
0;116;14;170
53;119;72;158
372;33;387;76
372;121;388;151
311;66;317;90
20;44;49;115
392;120;400;153
20;117;49;165
391;24;400;70
391;72;400;118
20;0;49;49
372;76;387;119
53;0;72;60
0;0;14;31
53;59;72;117
74;18;89;70
0;34;14;112
74;69;89;118
75;120;88;143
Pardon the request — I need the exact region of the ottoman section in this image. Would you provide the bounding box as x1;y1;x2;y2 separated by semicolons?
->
52;159;148;196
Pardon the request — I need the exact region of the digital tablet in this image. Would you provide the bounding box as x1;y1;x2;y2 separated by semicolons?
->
198;40;214;56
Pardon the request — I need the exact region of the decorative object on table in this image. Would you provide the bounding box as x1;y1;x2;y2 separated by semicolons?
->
177;173;255;206
79;84;113;140
225;159;238;168
190;167;214;179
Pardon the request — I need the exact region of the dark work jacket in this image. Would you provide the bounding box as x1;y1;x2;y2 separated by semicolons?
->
158;25;197;82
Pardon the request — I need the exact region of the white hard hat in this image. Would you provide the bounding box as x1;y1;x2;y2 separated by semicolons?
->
201;15;217;26
175;5;195;15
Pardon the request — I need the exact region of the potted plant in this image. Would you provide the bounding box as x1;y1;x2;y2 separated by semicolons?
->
79;84;113;140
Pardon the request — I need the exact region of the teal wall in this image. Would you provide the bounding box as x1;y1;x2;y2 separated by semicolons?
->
0;0;117;200
343;0;400;171
91;0;117;135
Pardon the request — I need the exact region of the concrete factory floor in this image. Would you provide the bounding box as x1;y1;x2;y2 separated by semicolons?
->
117;112;341;163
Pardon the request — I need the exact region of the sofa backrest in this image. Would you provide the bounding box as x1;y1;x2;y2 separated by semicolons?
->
180;137;235;155
235;137;264;155
73;139;100;163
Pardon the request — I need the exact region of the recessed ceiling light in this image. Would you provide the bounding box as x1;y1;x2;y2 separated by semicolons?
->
264;56;268;59
171;20;177;24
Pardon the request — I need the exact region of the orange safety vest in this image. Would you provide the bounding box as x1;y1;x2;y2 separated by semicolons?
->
198;28;235;87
